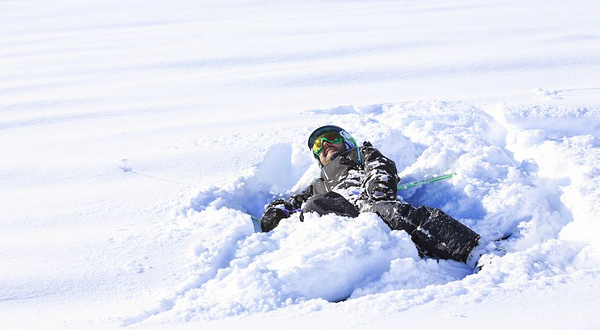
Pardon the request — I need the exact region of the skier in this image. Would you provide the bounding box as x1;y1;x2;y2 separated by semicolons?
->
260;125;484;267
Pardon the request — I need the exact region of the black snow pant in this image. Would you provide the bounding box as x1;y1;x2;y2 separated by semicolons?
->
302;192;480;263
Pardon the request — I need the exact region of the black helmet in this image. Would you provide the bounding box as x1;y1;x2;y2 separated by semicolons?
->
307;125;357;156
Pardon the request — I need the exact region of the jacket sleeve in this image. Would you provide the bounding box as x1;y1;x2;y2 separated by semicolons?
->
288;184;314;210
360;141;400;201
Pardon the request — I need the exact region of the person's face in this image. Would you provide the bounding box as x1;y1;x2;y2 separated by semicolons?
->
318;140;345;166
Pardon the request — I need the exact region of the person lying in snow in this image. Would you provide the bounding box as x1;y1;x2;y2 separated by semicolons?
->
260;125;484;267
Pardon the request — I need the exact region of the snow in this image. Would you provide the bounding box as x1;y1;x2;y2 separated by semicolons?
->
1;0;600;329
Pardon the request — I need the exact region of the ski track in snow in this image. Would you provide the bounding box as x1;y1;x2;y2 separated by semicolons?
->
123;101;600;326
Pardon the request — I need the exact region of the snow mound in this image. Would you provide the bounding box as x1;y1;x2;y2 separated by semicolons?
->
125;100;600;325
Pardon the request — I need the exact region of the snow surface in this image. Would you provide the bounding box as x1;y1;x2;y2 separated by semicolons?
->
2;0;600;329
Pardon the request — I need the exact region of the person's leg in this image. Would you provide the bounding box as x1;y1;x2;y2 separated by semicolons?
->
367;201;480;262
300;192;360;220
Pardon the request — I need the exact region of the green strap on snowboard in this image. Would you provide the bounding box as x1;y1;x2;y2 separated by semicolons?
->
397;172;457;190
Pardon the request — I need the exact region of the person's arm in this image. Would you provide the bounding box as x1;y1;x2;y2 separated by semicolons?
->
360;142;400;201
260;184;314;232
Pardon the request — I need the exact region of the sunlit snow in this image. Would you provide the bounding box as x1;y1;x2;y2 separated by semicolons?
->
1;0;599;329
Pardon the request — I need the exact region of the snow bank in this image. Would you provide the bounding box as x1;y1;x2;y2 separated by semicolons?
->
123;100;600;326
496;104;600;267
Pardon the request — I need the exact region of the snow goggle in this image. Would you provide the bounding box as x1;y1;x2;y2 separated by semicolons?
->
311;131;344;156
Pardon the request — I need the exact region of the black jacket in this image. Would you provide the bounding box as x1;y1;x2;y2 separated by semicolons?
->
290;141;400;210
261;142;400;232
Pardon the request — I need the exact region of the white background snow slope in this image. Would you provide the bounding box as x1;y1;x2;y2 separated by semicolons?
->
1;0;600;329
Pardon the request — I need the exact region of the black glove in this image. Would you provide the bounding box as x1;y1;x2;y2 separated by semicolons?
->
260;208;290;232
260;199;295;232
